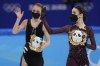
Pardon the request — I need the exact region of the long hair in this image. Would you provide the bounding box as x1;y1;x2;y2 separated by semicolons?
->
74;6;86;22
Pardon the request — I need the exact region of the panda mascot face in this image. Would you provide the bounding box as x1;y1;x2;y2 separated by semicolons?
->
72;30;83;43
69;29;87;46
29;35;43;51
32;36;42;48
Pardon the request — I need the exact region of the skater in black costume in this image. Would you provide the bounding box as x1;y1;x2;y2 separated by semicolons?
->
12;3;50;66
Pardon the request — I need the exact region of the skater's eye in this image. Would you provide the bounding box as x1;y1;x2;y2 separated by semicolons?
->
32;10;40;13
72;11;76;14
32;10;35;12
36;11;40;13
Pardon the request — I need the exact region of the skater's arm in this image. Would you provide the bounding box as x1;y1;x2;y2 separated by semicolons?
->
86;27;96;50
42;25;50;48
12;7;27;34
42;19;70;34
12;18;27;34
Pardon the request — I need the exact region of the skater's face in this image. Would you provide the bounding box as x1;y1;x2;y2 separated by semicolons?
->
72;8;80;15
72;8;83;19
71;6;86;22
32;5;42;15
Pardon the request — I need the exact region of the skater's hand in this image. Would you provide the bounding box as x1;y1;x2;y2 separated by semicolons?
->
14;7;24;19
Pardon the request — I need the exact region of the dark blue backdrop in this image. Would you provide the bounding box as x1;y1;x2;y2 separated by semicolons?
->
0;0;100;28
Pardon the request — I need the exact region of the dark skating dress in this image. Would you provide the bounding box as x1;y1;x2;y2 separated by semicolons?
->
43;19;96;66
21;20;44;66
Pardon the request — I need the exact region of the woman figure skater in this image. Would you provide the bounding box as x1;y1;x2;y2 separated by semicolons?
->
12;3;50;66
43;6;96;66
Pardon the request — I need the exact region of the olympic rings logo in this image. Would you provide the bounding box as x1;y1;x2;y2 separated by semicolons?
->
2;3;94;13
3;3;21;13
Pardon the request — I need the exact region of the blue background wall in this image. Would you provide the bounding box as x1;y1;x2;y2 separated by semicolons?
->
0;0;100;28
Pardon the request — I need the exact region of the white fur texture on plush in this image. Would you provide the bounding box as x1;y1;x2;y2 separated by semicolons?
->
72;30;83;43
32;36;42;48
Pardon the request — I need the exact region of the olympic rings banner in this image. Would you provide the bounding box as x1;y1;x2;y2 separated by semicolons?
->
0;0;100;28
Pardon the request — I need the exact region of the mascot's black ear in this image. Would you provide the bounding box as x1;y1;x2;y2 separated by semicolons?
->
41;6;46;19
82;35;85;38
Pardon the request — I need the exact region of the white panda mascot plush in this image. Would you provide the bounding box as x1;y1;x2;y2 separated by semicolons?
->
32;36;45;49
29;35;45;51
72;30;83;43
